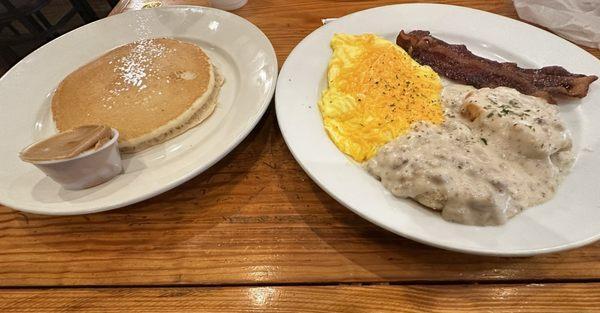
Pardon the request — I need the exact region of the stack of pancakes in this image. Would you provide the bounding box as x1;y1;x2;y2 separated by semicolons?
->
51;38;223;153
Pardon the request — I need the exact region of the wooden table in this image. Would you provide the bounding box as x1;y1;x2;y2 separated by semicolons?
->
2;1;599;311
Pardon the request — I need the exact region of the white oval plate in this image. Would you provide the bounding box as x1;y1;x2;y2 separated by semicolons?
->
276;4;600;256
0;6;277;215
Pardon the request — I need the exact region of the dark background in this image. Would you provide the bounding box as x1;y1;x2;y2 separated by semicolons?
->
0;0;116;73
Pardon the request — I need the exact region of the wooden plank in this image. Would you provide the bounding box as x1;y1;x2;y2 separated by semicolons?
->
236;0;600;63
110;0;210;15
111;0;600;61
1;0;598;287
110;0;130;15
1;112;600;286
1;284;599;312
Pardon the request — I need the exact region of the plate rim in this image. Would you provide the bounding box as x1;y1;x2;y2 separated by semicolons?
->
0;5;278;216
275;2;600;256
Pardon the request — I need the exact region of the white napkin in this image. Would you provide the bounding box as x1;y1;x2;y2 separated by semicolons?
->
513;0;600;49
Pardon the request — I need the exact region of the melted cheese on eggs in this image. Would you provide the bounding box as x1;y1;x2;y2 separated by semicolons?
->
319;33;444;162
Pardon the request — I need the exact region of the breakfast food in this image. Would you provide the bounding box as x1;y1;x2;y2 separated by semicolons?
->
19;125;122;190
396;30;598;104
366;85;573;225
317;31;594;226
52;38;223;153
20;125;113;162
318;34;444;162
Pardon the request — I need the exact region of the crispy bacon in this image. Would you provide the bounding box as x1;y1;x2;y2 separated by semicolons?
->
396;30;598;103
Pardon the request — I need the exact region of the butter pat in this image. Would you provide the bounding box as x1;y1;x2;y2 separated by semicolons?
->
19;126;122;190
20;125;112;162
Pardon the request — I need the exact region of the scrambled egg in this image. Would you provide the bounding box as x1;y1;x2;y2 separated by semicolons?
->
319;34;444;162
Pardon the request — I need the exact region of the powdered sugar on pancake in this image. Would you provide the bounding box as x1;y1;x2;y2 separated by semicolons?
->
114;40;166;91
103;13;168;105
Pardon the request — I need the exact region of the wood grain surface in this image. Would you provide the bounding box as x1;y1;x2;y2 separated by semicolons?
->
1;111;600;286
1;0;599;294
2;284;600;312
111;0;210;14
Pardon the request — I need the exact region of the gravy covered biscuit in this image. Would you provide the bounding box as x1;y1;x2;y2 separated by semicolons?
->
367;85;574;225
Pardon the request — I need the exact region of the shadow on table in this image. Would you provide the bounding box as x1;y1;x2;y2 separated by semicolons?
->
267;124;573;283
291;180;558;282
12;107;273;261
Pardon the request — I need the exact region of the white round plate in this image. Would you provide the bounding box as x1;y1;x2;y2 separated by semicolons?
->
0;6;277;215
276;4;600;256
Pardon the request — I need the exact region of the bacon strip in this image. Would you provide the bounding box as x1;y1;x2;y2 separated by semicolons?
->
396;30;597;103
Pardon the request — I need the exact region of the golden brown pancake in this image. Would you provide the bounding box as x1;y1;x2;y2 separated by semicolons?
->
51;38;223;153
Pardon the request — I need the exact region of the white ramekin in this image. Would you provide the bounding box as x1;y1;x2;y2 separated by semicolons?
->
27;128;123;190
210;0;247;10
